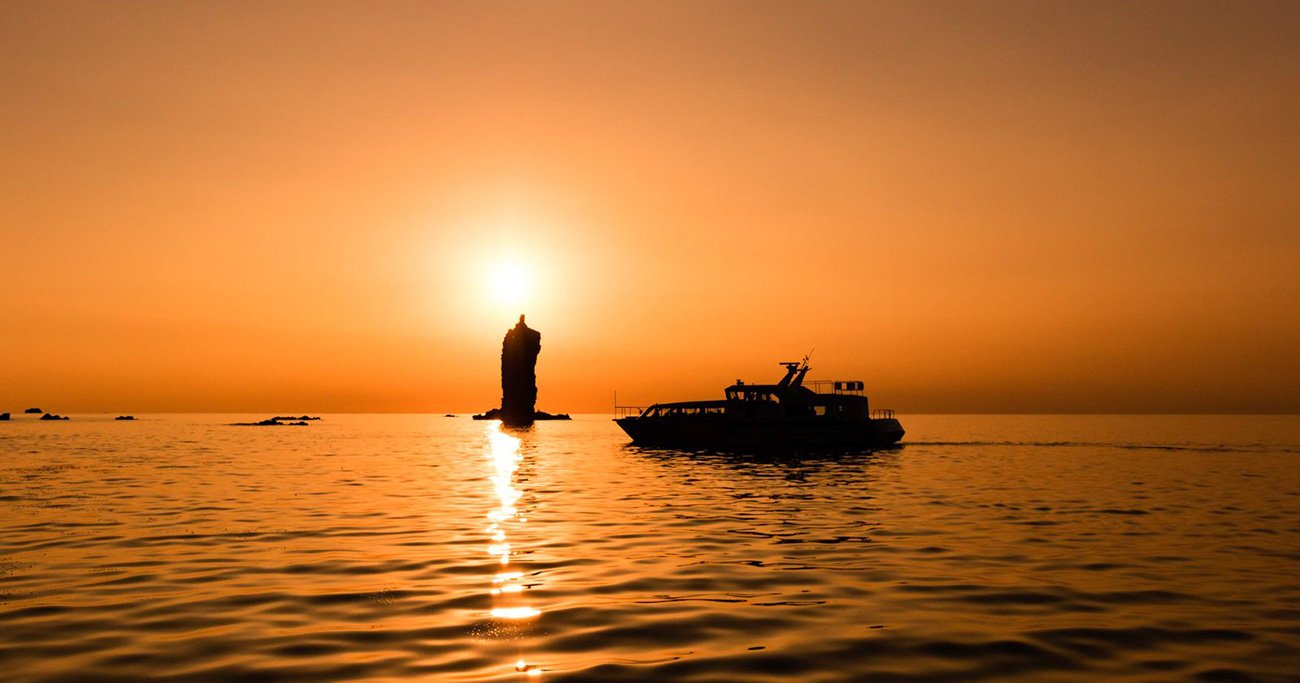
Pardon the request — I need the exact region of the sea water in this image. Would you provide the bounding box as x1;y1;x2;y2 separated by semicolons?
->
1;414;1298;682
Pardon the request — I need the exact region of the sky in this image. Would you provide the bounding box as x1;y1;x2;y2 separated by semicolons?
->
2;1;1298;414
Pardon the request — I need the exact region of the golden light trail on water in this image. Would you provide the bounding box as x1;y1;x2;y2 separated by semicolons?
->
484;422;542;677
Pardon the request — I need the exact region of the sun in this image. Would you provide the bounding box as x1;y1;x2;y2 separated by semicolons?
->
489;259;530;311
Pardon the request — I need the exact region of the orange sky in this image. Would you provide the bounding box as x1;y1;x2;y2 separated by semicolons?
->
2;1;1298;414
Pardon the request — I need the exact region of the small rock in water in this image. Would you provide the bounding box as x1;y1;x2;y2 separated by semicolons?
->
115;416;136;421
39;413;70;421
24;407;42;414
0;412;10;421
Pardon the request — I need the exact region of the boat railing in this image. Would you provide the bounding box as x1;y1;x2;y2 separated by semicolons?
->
615;405;645;418
805;380;865;396
871;409;896;419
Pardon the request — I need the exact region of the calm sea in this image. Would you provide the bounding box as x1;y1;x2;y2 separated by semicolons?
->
2;414;1298;682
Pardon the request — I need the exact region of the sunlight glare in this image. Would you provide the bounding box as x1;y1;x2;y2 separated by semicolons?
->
484;422;542;625
490;259;530;311
491;606;541;619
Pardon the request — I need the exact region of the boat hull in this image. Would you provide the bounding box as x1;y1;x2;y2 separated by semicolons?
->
615;416;904;450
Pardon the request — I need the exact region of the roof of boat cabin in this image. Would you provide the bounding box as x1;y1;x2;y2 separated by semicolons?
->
647;399;728;409
725;383;816;394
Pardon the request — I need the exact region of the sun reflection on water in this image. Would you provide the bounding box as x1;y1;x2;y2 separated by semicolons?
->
484;422;542;677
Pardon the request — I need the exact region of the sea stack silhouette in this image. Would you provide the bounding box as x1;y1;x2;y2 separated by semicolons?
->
500;314;542;425
473;315;571;425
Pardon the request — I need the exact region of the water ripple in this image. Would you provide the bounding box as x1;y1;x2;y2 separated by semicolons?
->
1;414;1299;681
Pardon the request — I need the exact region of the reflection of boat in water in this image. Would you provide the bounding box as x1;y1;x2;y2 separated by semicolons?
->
615;359;904;449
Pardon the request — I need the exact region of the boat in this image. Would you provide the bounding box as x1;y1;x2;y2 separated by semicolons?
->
615;359;904;449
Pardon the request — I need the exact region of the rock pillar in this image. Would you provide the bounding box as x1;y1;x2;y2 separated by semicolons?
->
500;315;542;426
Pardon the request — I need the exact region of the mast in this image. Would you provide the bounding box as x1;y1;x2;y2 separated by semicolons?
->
776;361;802;387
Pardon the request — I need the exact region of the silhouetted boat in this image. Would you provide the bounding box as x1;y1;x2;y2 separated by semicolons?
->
615;359;904;449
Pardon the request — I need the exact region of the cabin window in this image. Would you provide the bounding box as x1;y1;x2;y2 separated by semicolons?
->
814;406;827;417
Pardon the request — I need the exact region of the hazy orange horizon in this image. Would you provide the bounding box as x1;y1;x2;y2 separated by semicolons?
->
3;1;1298;414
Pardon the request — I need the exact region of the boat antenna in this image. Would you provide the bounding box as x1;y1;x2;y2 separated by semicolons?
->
802;348;814;370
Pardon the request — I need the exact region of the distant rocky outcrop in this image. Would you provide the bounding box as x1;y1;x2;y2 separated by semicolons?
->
40;413;70;421
471;408;571;421
231;417;312;426
115;416;136;421
24;408;42;414
472;315;571;425
0;413;10;421
274;415;320;421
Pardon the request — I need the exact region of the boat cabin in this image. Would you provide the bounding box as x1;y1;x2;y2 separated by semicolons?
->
637;361;873;421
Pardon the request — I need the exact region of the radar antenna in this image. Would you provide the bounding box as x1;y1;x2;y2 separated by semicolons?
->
778;349;816;387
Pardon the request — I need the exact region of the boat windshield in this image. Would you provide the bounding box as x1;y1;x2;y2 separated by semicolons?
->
725;390;779;403
644;404;726;417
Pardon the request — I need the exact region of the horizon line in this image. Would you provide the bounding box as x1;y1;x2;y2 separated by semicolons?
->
6;411;1300;417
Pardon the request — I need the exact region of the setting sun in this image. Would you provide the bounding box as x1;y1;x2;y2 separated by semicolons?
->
489;259;530;312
